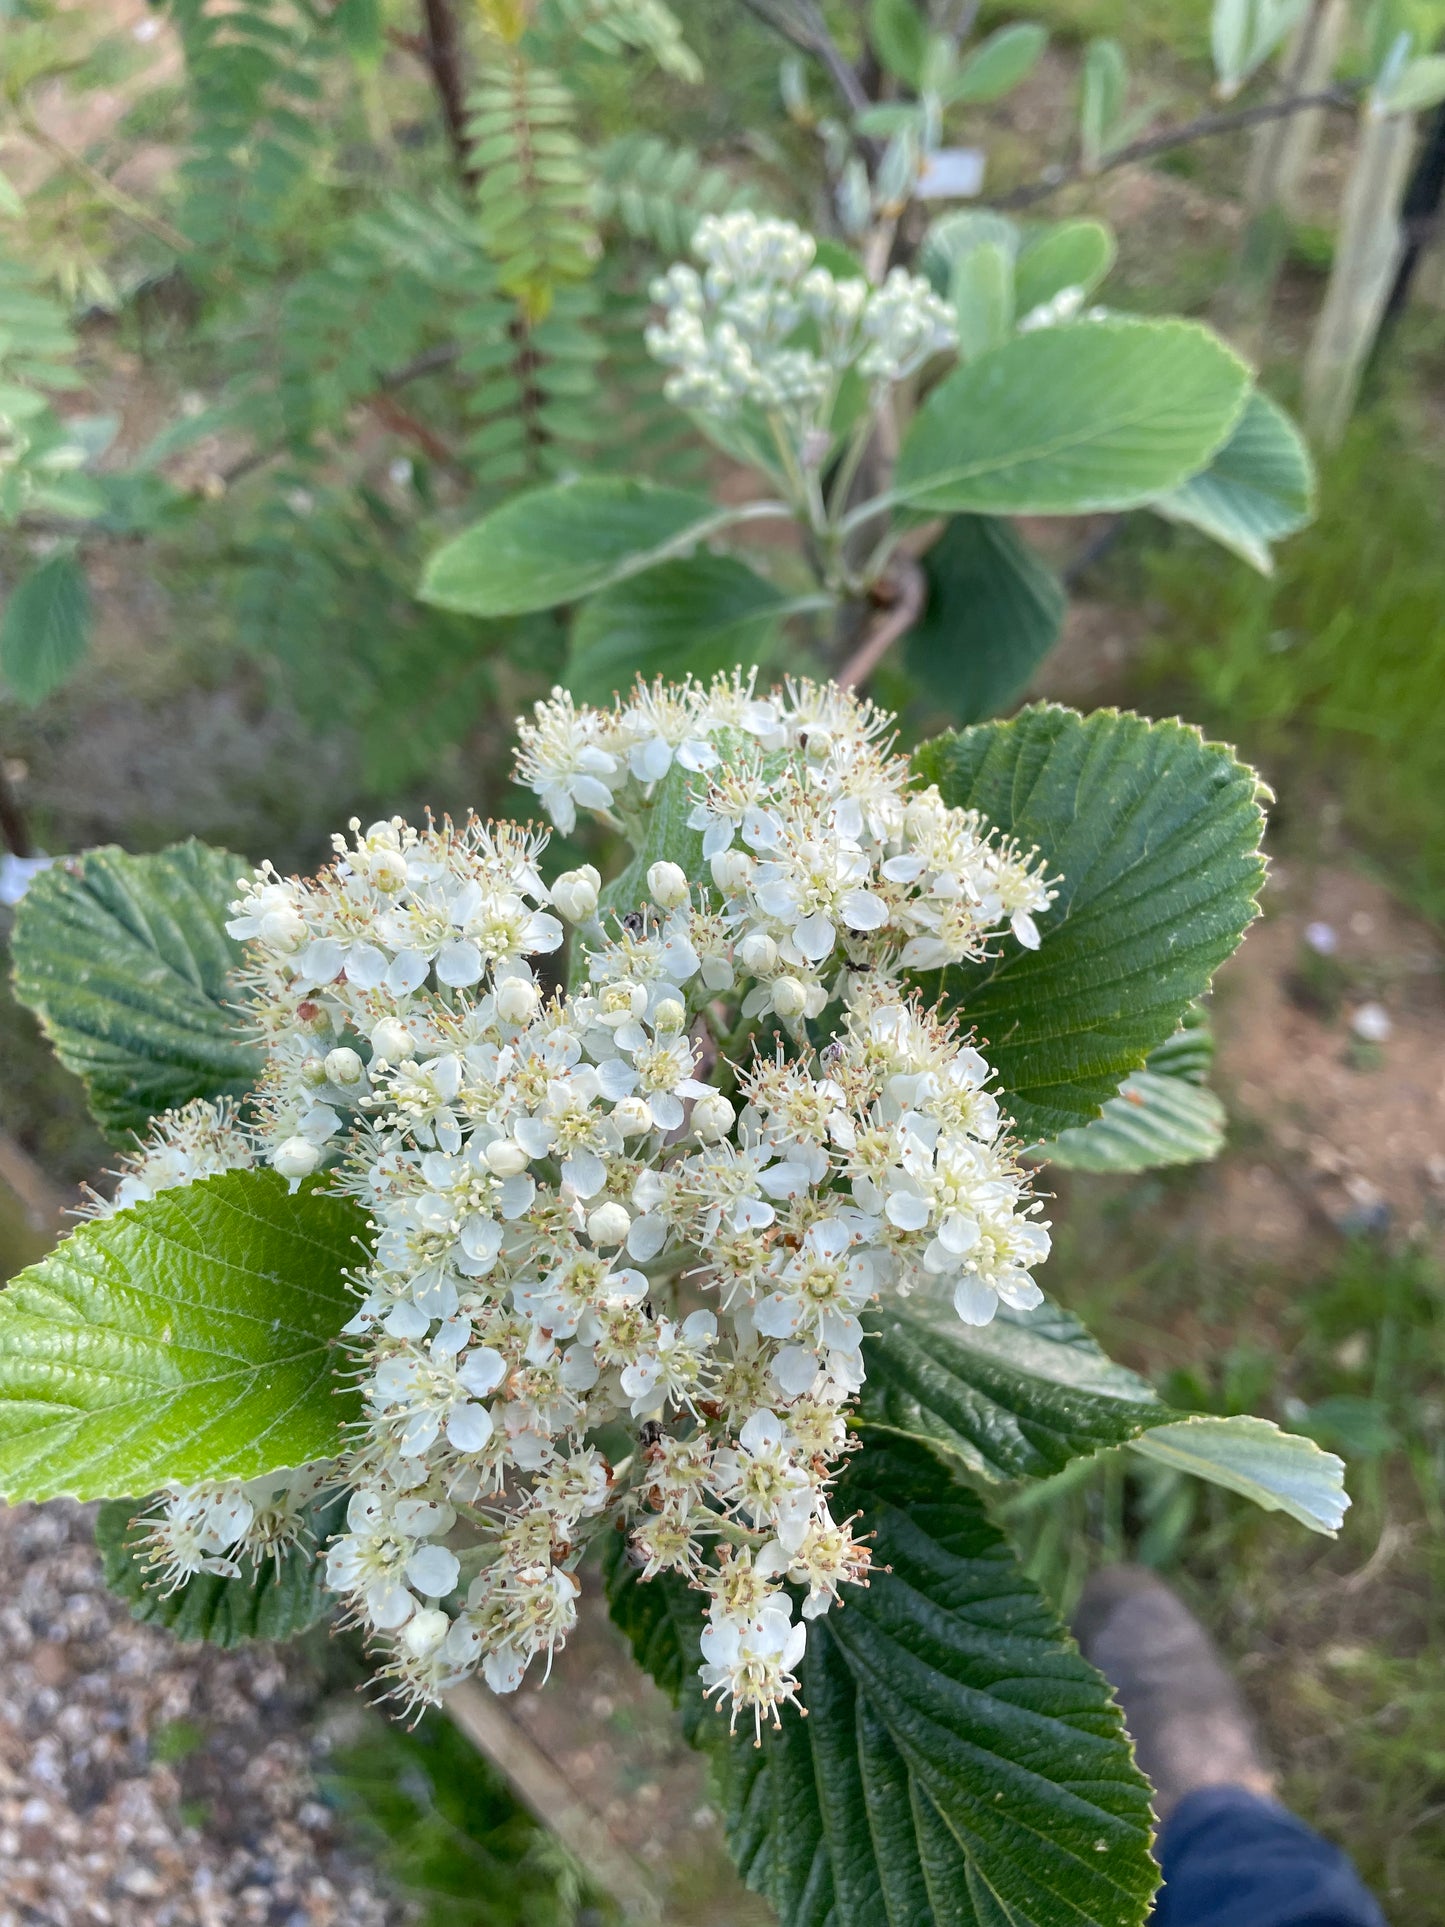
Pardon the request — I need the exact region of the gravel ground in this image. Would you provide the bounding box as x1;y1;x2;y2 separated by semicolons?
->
0;1499;406;1927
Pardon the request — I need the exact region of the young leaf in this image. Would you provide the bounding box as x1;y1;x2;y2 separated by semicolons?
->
1212;0;1309;101
868;0;928;88
0;1171;365;1502
566;552;796;705
1376;52;1445;113
96;1487;345;1646
613;1434;1158;1927
906;513;1065;723
950;240;1015;358
419;479;754;617
1079;37;1128;170
1014;219;1116;318
911;705;1268;1142
0;548;91;706
946;22;1048;104
1133;1415;1348;1534
920;209;1021;297
1153;387;1315;574
861;1300;1169;1481
11;841;262;1142
891;318;1251;517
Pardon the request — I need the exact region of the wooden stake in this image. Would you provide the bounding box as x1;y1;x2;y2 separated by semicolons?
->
1303;105;1417;444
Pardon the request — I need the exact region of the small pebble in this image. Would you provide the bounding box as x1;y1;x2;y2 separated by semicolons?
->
1350;1002;1392;1044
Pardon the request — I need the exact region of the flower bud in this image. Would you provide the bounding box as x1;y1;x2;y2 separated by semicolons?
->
494;976;540;1026
402;1606;451;1657
611;1096;653;1137
710;849;755;894
369;1017;413;1065
652;996;687;1033
737;931;778;976
692;1091;735;1142
771;975;808;1019
646;860;690;909
551;865;601;922
483;1137;529;1178
586;1201;631;1247
274;1136;322;1183
324;1046;366;1087
301;1056;329;1089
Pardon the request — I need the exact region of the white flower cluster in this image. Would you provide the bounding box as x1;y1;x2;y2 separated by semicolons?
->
135;1464;332;1593
201;678;1057;1734
78;1097;255;1218
645;212;955;422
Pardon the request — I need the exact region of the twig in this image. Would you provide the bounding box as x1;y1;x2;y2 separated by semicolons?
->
995;84;1361;210
17;108;188;253
418;0;477;187
734;0;870;116
837;557;925;689
445;1679;663;1924
0;757;32;860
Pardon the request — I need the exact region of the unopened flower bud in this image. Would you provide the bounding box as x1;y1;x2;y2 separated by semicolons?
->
711;849;755;893
483;1137;529;1177
652;996;686;1033
587;1201;631;1247
495;977;540;1026
324;1046;366;1087
737;931;777;976
772;975;808;1019
274;1136;322;1183
692;1091;735;1142
612;1096;653;1137
370;1018;413;1065
402;1606;450;1657
647;860;690;908
551;865;601;922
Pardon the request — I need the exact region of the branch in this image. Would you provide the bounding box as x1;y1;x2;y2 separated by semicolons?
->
418;0;478;187
16;108;188;253
837;558;926;690
734;0;871;116
995;83;1361;210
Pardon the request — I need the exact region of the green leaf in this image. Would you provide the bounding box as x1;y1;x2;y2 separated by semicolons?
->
1080;38;1128;169
419;480;761;618
11;840;262;1143
0;549;91;705
946;22;1048;103
0;1170;365;1502
862;1300;1169;1481
1043;1066;1226;1171
1154;388;1314;574
96;1488;344;1646
0;168;22;219
1377;52;1445;112
1014;220;1116;318
911;705;1267;1142
891;319;1250;517
950;241;1015;359
613;1434;1157;1927
868;0;928;86
1132;1414;1348;1534
907;514;1065;723
566;553;801;706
